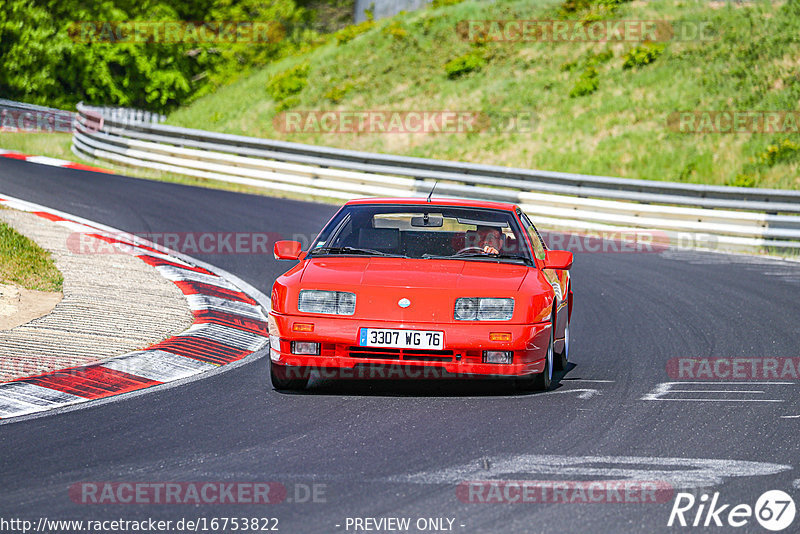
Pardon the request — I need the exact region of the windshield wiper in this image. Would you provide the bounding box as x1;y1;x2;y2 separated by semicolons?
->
311;246;404;257
422;252;532;265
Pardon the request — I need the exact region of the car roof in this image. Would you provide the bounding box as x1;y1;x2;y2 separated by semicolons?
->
344;197;519;212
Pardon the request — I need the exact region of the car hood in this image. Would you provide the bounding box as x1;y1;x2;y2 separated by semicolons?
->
300;257;529;291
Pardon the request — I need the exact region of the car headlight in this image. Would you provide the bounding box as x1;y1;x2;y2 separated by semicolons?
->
298;290;356;315
454;298;514;321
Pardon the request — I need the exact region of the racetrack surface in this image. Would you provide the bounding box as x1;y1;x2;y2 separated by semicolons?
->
1;157;799;533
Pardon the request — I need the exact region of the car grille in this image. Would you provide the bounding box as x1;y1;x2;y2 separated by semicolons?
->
348;347;455;362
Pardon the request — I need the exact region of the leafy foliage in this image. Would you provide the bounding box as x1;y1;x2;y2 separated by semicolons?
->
0;0;315;112
569;66;599;97
726;174;757;188
430;0;465;7
444;52;485;78
267;63;309;109
558;0;631;19
333;19;374;45
323;82;352;103
756;139;800;167
622;43;666;69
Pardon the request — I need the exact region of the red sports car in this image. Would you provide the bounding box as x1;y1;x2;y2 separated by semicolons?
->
268;197;573;391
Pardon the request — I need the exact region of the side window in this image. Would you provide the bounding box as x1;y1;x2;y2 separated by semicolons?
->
519;211;546;261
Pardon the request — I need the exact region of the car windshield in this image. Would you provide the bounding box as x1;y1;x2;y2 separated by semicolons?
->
310;204;532;263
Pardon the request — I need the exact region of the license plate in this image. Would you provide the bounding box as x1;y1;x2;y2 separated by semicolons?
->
359;328;444;350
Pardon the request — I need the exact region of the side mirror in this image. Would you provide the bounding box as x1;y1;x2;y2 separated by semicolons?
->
543;250;573;270
274;240;302;260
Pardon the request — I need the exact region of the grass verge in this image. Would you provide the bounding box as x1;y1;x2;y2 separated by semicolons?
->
0;214;64;292
167;0;800;190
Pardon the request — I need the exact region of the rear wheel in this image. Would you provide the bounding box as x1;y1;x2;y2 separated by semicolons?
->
515;324;553;392
554;321;570;371
270;360;309;391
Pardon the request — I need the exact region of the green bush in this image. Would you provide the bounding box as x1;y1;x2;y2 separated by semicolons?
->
382;20;408;40
274;96;300;112
569;66;599;97
0;0;310;112
561;49;611;73
323;83;352;103
559;0;631;18
267;63;309;106
560;60;579;72
444;51;486;79
756;139;800;167
333;20;374;45
726;174;758;188
586;49;613;66
622;43;666;69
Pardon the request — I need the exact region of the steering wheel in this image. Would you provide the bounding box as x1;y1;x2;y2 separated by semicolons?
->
456;246;488;255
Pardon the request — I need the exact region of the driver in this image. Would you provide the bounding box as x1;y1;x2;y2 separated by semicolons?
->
476;226;503;255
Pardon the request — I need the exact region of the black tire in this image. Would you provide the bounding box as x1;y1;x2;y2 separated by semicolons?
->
554;320;570;371
270;360;309;391
515;324;553;392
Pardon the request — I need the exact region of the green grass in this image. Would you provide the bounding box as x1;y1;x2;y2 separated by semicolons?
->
0;133;75;160
0;216;63;292
165;0;800;190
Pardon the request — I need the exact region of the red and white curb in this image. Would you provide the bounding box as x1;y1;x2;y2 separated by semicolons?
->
0;148;111;174
0;194;270;421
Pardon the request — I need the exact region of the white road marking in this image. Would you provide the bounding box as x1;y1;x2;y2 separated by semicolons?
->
389;455;791;489
26;155;71;166
780;415;800;419
641;381;791;402
546;388;600;399
561;379;615;383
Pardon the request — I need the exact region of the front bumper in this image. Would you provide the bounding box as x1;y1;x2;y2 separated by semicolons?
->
268;312;551;378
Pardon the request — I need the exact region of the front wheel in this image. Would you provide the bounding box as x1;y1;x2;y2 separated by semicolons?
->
270;360;309;391
515;325;553;392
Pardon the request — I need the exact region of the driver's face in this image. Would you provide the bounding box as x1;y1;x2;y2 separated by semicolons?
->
478;229;502;250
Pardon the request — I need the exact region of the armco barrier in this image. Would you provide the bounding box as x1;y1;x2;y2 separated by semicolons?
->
67;102;800;252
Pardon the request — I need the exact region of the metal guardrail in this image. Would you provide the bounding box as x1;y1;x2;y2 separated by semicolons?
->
82;106;166;126
71;102;800;252
0;99;77;133
0;99;64;113
1;100;165;134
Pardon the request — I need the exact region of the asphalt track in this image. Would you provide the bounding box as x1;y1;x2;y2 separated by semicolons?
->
1;157;799;534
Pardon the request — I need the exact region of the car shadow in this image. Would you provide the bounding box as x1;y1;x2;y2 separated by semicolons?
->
275;362;580;398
